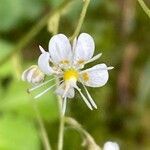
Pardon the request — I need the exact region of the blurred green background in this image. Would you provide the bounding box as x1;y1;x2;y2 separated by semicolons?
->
0;0;150;149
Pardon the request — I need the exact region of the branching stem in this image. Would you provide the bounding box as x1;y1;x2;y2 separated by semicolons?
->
138;0;150;18
70;0;91;41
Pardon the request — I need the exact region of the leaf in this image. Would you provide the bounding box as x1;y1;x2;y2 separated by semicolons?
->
0;80;59;121
0;114;40;150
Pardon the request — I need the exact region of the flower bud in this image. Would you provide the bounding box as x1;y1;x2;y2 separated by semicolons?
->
22;65;45;84
103;141;119;150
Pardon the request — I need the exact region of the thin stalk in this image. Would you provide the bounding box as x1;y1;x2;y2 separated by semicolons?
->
70;0;90;41
138;0;150;18
57;1;91;149
58;113;65;150
65;117;102;150
31;100;52;150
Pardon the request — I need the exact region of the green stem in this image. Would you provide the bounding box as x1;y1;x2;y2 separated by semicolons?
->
31;100;52;150
57;1;91;149
56;78;65;150
58;114;65;150
70;0;90;41
138;0;150;18
65;117;102;150
0;0;73;66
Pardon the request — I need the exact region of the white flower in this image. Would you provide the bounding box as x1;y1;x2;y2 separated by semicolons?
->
22;33;113;115
103;141;120;150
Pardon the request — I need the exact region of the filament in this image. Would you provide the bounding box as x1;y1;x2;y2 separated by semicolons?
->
28;78;55;93
83;84;97;109
34;83;57;99
62;97;67;116
85;53;102;64
76;86;93;110
34;80;63;99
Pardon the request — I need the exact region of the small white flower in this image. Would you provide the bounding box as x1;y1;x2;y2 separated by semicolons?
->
103;141;120;150
22;33;113;115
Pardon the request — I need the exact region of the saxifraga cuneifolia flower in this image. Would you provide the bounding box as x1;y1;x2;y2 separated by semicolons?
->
22;33;113;115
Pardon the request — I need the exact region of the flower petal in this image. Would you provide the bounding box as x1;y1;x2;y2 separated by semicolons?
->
22;65;36;82
79;64;109;87
38;51;54;75
73;33;95;65
48;34;72;65
56;83;75;99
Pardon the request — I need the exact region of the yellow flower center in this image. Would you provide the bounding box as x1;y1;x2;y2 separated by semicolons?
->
64;69;78;81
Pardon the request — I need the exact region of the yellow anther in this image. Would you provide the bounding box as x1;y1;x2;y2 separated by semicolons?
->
82;72;89;81
77;60;85;65
60;60;69;65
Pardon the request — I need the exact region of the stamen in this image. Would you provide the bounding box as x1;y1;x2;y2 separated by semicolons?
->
85;53;102;64
62;97;67;116
83;84;97;109
81;65;114;74
28;78;55;93
62;83;70;98
34;80;63;99
39;45;45;53
107;66;114;70
34;83;57;99
76;86;93;110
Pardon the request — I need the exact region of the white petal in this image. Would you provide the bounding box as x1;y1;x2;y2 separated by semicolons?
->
73;33;95;65
103;141;119;150
22;66;36;82
56;83;75;99
21;66;32;81
79;64;109;87
48;34;72;65
38;51;54;75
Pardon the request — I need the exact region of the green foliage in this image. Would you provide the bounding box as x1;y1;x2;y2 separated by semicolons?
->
0;114;40;150
137;58;150;105
0;0;21;31
0;80;59;121
0;40;14;62
47;0;64;7
0;0;44;31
